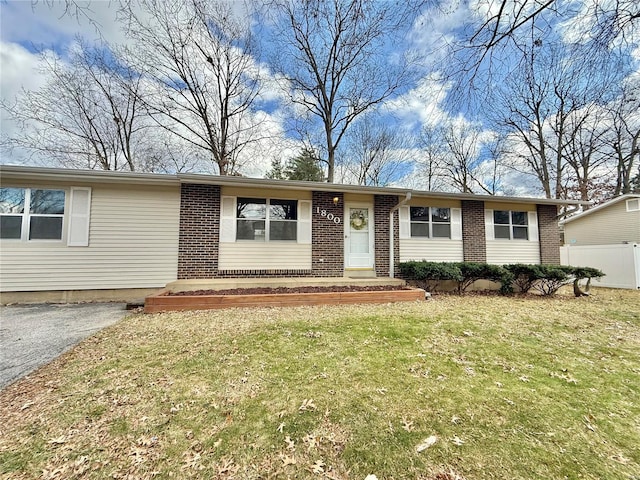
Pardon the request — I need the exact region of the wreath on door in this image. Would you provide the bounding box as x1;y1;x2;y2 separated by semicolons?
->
350;210;367;230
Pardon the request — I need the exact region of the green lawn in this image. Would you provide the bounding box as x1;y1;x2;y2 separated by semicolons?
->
1;289;639;479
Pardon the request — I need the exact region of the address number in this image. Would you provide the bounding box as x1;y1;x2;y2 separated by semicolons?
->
316;206;341;224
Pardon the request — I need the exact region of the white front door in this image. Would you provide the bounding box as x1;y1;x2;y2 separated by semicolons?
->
344;204;375;269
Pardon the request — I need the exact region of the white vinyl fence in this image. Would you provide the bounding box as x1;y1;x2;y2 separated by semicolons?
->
560;243;640;290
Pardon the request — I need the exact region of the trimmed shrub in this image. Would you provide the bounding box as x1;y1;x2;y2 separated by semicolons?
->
570;266;605;296
397;261;462;292
504;264;545;293
398;261;603;297
531;266;571;296
455;262;512;294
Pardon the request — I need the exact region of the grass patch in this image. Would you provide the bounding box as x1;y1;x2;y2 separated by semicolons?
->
1;289;639;479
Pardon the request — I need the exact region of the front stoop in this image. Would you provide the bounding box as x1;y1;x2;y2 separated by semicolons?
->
144;288;426;313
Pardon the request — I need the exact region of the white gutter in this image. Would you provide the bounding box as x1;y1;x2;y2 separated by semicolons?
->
389;192;412;278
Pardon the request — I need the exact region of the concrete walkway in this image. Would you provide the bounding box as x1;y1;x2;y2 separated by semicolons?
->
0;303;128;390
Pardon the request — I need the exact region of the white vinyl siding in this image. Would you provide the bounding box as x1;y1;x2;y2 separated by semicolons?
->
399;239;464;262
486;241;541;265
0;184;179;291
218;243;312;270
564;199;640;245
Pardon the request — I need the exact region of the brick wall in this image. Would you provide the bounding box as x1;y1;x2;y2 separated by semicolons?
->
374;195;400;277
537;204;561;264
462;200;487;262
312;191;344;276
177;184;220;279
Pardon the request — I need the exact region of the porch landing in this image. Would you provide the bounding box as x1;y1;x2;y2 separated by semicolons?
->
164;276;405;294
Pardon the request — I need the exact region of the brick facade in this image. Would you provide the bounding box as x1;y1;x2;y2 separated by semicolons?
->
177;184;220;279
374;195;400;277
311;191;344;276
461;200;487;262
176;184;562;280
537;204;561;264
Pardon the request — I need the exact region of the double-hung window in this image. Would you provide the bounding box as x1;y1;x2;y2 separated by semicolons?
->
236;197;297;241
410;207;452;238
0;188;65;240
493;210;528;240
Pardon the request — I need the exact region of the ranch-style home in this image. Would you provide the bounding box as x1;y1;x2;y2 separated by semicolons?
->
0;165;584;303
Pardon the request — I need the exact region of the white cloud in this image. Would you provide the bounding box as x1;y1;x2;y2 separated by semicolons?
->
0;41;56;165
0;1;124;48
385;74;451;128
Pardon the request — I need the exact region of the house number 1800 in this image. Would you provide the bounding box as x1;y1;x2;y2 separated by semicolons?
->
315;206;341;224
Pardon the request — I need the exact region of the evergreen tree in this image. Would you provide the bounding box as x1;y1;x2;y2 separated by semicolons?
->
265;158;285;179
283;148;325;181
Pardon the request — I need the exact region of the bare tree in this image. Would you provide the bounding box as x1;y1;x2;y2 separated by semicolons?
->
120;0;262;175
2;39;151;171
561;105;612;203
609;82;640;196
267;0;421;182
491;41;622;199
440;121;497;194
416;125;448;191
445;0;638;81
341;115;413;187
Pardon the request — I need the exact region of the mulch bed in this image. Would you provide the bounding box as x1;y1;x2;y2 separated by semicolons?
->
167;285;412;296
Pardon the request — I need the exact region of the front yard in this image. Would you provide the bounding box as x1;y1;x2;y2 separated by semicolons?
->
1;289;638;479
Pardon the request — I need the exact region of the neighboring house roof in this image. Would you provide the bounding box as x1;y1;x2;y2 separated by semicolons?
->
560;194;640;225
0;164;588;207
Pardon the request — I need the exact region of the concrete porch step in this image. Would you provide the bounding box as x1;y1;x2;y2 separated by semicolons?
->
164;276;405;294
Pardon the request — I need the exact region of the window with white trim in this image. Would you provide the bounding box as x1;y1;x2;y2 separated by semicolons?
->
0;188;65;240
236;197;298;241
626;198;639;212
493;210;528;240
410;206;451;238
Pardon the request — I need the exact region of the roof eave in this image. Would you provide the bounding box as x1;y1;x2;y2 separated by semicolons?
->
1;165;590;207
0;165;179;186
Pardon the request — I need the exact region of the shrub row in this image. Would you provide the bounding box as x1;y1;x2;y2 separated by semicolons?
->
398;261;604;296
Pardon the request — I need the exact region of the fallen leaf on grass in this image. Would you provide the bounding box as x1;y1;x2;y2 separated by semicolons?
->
519;376;530;382
277;422;285;433
583;415;597;432
610;453;630;464
311;459;325;474
279;453;297;466
364;475;378;480
299;399;317;412
402;418;414;432
451;435;465;446
182;452;203;471
303;433;318;451
48;436;66;445
416;435;438;452
285;436;296;450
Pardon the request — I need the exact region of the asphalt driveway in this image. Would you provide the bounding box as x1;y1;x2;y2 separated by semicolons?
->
0;303;128;389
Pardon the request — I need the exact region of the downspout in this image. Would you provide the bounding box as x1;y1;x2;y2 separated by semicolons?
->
389;192;412;278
